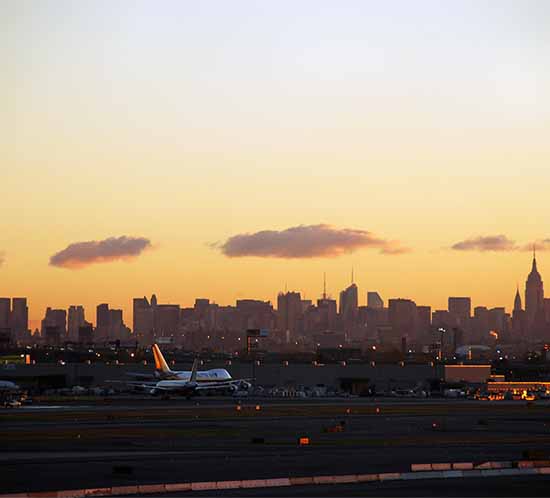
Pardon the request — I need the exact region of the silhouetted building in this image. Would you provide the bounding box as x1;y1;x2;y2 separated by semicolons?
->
388;298;417;343
68;305;85;341
11;298;28;340
0;298;10;329
367;292;384;309
339;284;358;329
41;308;67;338
448;297;471;327
526;253;545;336
277;291;302;340
512;288;527;338
78;323;93;343
133;296;154;339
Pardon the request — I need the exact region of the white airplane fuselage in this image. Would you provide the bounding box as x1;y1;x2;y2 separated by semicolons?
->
161;368;233;382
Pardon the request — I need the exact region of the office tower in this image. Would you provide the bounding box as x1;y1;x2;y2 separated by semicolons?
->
277;291;302;338
416;305;432;342
96;304;110;328
316;298;337;331
78;323;94;343
67;305;85;341
367;292;384;309
11;298;28;339
339;284;358;327
133;296;153;337
388;298;417;342
236;299;275;330
41;308;67;337
448;297;471;326
525;253;544;334
0;298;10;329
155;305;180;336
512;288;527;337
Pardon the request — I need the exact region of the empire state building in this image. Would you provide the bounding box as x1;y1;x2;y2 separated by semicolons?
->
525;252;544;333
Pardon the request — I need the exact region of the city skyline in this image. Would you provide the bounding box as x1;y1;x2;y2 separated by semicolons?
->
2;251;546;330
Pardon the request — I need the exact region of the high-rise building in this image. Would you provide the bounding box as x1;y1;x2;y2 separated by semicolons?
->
512;288;527;338
367;292;384;309
133;297;153;337
96;304;110;328
0;298;10;329
388;298;417;342
67;305;85;341
11;298;28;339
339;284;358;327
41;308;67;338
448;297;471;326
277;291;302;338
525;253;544;334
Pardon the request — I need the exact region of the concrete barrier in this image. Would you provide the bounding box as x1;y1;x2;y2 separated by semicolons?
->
356;473;380;482
240;479;268;488
164;483;192;492
290;477;314;485
190;481;218;491
137;484;166;494
414;464;431;471
215;480;242;490
83;489;111;497
378;473;402;481
313;476;335;484
5;461;550;498
109;486;138;496
431;463;451;471
264;478;291;487
58;491;86;498
332;475;358;484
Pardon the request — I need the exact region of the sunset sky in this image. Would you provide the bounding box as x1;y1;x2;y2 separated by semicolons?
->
5;1;550;326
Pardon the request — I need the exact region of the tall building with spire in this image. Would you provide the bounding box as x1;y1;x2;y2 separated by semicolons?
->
525;251;545;336
512;286;526;338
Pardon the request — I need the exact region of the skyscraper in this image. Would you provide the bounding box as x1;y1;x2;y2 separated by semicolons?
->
277;291;302;338
0;298;11;329
367;292;384;309
68;305;85;341
11;298;29;340
525;253;544;334
512;287;526;338
339;283;358;327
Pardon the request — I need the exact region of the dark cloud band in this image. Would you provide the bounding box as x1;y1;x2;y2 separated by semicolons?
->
216;224;408;258
50;236;152;269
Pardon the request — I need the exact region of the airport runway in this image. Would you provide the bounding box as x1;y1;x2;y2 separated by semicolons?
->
2;398;550;496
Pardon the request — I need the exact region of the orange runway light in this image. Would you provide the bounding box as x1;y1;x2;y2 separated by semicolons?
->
255;405;261;411
236;405;242;411
376;407;381;414
299;437;310;446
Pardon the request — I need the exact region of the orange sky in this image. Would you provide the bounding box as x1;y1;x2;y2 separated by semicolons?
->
4;1;550;326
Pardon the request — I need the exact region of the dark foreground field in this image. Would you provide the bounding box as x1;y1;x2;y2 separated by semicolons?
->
2;398;550;496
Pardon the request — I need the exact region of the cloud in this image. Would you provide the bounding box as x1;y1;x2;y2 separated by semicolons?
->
451;235;517;252
50;236;152;269
216;224;409;258
521;239;550;252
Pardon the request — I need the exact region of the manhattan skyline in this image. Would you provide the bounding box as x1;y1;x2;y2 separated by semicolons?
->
5;1;550;324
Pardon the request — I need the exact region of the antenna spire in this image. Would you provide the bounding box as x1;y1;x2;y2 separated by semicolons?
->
351;266;354;285
323;272;327;300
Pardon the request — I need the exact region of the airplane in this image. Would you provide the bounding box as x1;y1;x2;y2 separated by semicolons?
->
124;344;252;397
